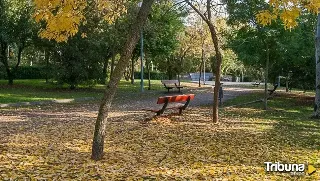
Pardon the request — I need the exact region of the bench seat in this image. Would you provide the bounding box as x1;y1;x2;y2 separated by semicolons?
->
144;94;195;116
161;80;183;93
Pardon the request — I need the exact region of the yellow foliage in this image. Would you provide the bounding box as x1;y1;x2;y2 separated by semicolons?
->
33;0;127;42
256;0;320;29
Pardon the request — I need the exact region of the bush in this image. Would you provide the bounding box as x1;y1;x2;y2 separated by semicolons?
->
0;66;51;80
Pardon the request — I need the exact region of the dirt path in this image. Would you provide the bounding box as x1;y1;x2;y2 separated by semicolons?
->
112;84;261;111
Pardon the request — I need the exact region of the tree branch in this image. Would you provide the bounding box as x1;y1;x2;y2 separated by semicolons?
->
184;0;209;23
207;0;211;20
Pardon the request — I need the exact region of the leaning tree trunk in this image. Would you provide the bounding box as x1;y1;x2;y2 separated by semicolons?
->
313;12;320;118
91;0;155;161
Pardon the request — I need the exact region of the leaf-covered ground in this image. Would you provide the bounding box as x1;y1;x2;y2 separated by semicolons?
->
0;90;319;180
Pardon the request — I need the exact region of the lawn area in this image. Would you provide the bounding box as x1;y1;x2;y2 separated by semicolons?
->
0;89;319;180
0;79;164;104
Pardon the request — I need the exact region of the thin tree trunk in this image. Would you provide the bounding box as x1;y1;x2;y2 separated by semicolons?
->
208;23;223;123
148;68;151;90
313;12;320;118
91;0;155;161
45;49;50;83
286;76;289;92
0;42;13;85
198;59;203;87
264;45;269;110
185;0;223;123
131;57;136;84
147;58;151;90
167;57;172;80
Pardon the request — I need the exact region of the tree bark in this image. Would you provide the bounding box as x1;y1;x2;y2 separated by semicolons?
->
91;0;155;161
313;12;320;118
207;23;223;123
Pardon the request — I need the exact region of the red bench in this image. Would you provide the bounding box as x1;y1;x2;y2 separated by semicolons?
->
144;94;195;116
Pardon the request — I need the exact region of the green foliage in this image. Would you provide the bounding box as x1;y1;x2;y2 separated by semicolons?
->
226;0;316;89
0;0;35;84
0;66;49;80
133;71;168;80
51;35;105;89
133;2;186;77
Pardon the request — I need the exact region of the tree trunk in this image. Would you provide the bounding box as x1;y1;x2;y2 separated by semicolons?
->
313;12;320;118
207;23;223;123
264;46;269;110
110;49;115;78
198;59;203;87
131;57;136;84
286;76;289;92
147;58;151;90
0;42;13;85
185;0;223;123
167;57;173;80
91;0;155;161
45;49;50;83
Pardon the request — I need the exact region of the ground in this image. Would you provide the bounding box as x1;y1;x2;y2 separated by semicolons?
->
0;81;319;180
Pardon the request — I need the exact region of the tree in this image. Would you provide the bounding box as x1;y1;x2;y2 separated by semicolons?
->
0;0;34;85
133;2;185;88
184;0;224;122
33;0;155;160
226;0;282;109
92;0;155;161
256;0;320;117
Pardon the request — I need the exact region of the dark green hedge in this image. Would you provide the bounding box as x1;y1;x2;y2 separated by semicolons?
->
0;66;168;81
134;71;168;80
0;66;51;80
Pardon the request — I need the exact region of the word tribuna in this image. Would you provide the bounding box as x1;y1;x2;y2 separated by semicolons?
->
264;162;305;172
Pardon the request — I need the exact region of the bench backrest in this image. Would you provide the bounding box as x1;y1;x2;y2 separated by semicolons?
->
157;94;195;104
161;80;179;85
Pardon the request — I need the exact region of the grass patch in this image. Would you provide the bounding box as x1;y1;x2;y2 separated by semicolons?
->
0;79;165;104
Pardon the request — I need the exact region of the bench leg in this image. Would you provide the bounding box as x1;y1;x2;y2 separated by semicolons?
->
179;108;183;114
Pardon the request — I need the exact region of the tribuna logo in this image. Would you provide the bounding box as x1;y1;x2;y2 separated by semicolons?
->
264;162;305;173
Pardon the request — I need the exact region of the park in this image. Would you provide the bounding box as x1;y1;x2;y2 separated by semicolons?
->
0;0;320;180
